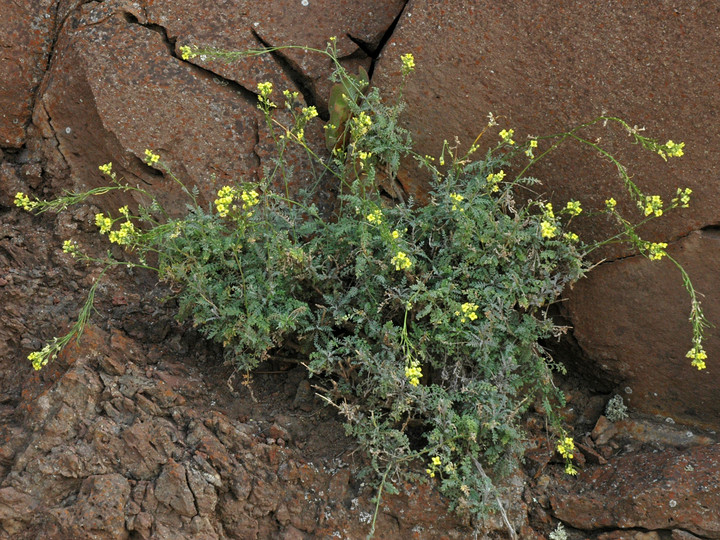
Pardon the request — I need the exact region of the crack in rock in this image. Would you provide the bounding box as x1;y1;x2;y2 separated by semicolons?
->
122;11;258;105
250;28;326;119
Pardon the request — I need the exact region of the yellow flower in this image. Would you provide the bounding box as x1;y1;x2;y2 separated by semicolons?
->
95;213;113;234
98;162;113;176
351;112;372;138
179;45;196;60
391;251;412;271
456;302;479;323
563;232;580;242
366;209;383;224
565;200;582;216
605;198;617;211
14;192;38;212
108;220;138;246
431;456;441;467
450;193;465;211
643;195;663;217
405;359;422;386
686;348;707;370
257;82;276;109
540;221;557;239
144;149;160;166
62;240;77;256
400;53;415;75
557;437;575;459
658;140;685;160
486;170;505;192
646;242;668;261
391;230;400;239
674;187;692;208
301;106;318;120
499;128;515;145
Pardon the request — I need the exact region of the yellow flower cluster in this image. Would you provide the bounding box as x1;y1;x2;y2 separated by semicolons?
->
351;112;372;138
62;240;78;257
540;221;557;239
686;347;707;370
391;251;412;271
557;437;578;475
673;187;692;208
643;195;663;217
450;193;465;211
257;82;276;109
486;170;505;192
455;302;479;323
301;106;318;121
241;189;260;208
646;241;668;261
214;186;259;218
366;208;383;224
563;232;580;242
605;198;617;211
108;221;138;246
14;192;38;212
525;138;538;158
179;45;197;60
425;455;442;478
98;162;115;178
400;53;415;75
657;140;685;161
28;345;53;371
95;213;113;234
144;149;160;166
540;203;557;238
565;200;582;216
405;358;422;386
499;128;515;145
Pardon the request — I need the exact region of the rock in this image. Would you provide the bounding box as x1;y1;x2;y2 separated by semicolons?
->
592;415;618;446
672;530;704;540
0;487;39;536
567;230;720;428
155;459;197;518
53;473;131;540
0;0;55;147
549;444;720;538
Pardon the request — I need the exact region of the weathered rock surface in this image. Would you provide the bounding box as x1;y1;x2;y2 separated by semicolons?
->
372;0;720;428
0;325;484;539
0;0;56;147
548;444;720;538
566;230;720;426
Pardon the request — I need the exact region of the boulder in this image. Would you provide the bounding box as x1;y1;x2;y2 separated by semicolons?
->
549;443;720;538
372;0;720;427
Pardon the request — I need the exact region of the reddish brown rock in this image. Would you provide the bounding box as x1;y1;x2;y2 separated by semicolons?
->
549;444;720;538
155;459;197;518
567;230;720;427
0;0;55;147
54;473;131;540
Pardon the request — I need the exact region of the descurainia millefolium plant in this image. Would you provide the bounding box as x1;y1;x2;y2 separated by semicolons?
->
16;39;708;534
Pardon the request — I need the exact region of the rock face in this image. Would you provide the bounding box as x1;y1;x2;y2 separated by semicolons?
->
566;230;720;427
0;0;56;147
0;326;480;539
3;0;720;538
548;444;720;539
